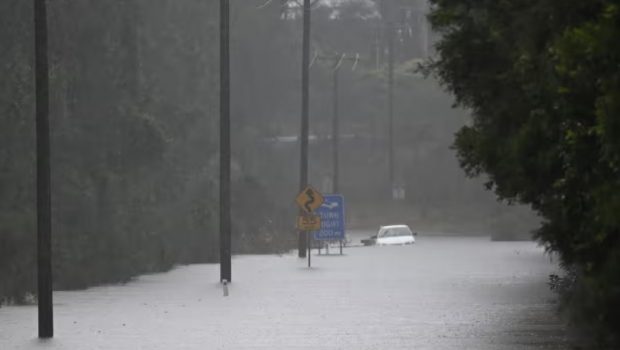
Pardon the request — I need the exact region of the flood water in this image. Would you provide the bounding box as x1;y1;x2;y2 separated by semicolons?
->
0;233;575;349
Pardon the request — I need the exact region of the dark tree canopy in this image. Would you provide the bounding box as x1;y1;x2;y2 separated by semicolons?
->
428;0;620;342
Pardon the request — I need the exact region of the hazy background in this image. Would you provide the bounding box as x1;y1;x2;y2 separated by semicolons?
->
0;0;538;301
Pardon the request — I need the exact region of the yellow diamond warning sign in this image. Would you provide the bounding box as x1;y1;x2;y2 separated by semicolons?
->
295;186;324;213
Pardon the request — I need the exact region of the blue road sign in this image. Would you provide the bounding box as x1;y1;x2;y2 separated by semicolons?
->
313;194;345;241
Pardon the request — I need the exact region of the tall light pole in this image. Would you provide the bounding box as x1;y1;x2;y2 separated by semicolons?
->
34;0;53;338
219;0;232;282
298;0;311;258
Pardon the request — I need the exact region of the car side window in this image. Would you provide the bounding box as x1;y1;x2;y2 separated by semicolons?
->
398;228;411;237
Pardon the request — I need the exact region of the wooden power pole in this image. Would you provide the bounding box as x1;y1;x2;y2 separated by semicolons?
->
387;18;395;198
220;0;232;282
34;0;53;338
298;0;311;258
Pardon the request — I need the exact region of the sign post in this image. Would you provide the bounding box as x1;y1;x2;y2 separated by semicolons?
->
296;186;324;267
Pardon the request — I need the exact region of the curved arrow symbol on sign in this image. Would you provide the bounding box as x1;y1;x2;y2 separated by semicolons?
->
304;189;316;213
322;201;339;209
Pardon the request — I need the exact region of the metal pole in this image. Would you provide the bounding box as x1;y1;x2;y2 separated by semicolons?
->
387;19;395;198
422;12;429;59
34;0;53;338
219;0;232;282
307;232;311;267
332;67;342;255
375;25;381;70
332;69;340;195
298;0;311;258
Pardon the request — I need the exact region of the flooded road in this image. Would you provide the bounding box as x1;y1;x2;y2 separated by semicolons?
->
0;234;573;349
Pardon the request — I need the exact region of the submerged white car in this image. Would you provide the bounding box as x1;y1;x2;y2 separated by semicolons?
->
376;225;416;245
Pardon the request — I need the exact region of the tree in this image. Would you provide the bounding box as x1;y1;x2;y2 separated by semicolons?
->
428;0;620;343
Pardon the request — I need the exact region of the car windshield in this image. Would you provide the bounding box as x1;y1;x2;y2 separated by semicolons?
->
380;227;412;238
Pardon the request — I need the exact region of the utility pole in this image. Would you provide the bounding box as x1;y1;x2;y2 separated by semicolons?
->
333;66;340;256
421;4;430;59
311;53;358;193
298;0;311;258
332;67;340;195
34;0;53;339
312;53;358;255
331;56;344;256
219;0;232;282
377;0;396;198
386;14;395;199
332;60;344;255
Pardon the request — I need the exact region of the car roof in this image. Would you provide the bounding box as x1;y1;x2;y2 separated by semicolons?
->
380;225;410;229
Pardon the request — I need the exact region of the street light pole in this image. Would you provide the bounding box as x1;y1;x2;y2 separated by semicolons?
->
34;0;53;338
298;0;311;258
219;0;232;282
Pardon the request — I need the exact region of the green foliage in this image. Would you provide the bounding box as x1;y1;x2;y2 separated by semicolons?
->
429;0;620;343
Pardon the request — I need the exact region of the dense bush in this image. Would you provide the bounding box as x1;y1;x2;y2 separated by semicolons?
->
428;0;620;344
